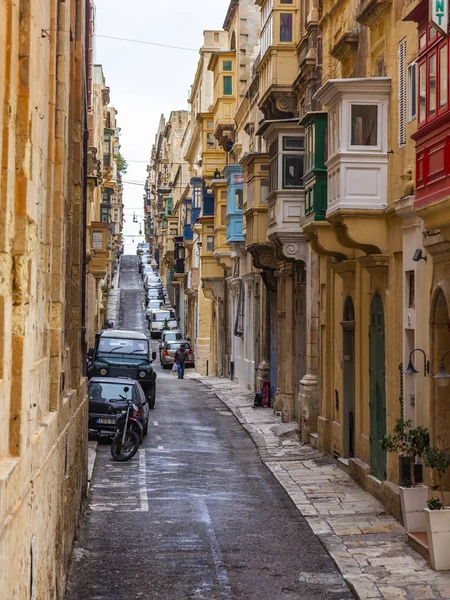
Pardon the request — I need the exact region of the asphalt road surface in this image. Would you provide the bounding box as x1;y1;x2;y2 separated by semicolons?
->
65;255;353;600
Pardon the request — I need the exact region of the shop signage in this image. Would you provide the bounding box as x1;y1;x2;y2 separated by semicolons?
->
431;0;449;35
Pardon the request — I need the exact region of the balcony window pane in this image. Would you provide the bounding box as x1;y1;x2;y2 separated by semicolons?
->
206;235;214;253
419;61;426;122
280;0;293;3
283;136;304;150
350;105;378;146
283;155;304;188
223;61;232;71
223;76;233;95
440;45;448;109
261;178;270;204
280;13;293;42
270;158;278;192
419;33;426;50
429;54;437;115
408;62;417;120
236;189;244;210
207;133;216;149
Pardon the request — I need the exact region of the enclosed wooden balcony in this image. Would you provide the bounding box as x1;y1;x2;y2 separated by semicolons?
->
208;51;237;148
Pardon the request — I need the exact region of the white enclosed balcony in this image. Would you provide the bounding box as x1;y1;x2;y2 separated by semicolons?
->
315;78;391;216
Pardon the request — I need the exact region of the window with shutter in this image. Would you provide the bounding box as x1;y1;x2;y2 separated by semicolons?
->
398;38;407;148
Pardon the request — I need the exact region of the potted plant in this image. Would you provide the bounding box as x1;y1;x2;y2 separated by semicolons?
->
423;447;450;571
379;418;430;532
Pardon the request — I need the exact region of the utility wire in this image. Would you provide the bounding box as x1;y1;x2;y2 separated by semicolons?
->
94;34;198;53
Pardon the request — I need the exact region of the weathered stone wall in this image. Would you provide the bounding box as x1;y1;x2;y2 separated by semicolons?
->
0;0;88;597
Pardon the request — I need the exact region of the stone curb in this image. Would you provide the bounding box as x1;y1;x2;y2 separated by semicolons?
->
193;375;450;600
87;441;98;493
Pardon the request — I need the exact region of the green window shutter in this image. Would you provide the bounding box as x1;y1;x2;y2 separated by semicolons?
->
223;76;233;96
223;61;232;71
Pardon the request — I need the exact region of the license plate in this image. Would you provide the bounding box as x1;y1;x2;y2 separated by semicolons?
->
97;418;116;425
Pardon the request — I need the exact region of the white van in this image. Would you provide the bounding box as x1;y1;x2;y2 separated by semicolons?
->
148;308;177;338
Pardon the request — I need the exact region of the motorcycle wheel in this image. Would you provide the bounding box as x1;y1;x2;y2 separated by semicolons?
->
110;429;140;462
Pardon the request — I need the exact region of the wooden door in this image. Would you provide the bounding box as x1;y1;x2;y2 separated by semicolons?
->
369;294;387;481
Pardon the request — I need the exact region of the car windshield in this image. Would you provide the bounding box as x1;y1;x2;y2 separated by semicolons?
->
164;332;181;340
153;311;174;321
97;338;149;355
89;382;137;402
168;342;191;350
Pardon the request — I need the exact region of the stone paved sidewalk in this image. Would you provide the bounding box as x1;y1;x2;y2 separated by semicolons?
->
189;374;450;600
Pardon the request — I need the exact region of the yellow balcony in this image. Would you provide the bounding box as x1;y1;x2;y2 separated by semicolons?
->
208;51;237;148
199;216;224;280
210;179;232;271
257;2;299;120
89;222;110;279
241;152;270;248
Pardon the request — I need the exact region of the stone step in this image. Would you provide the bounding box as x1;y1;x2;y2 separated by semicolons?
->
407;531;430;562
337;457;350;475
309;432;318;448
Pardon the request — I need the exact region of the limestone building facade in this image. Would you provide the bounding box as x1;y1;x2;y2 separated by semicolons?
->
0;0;92;597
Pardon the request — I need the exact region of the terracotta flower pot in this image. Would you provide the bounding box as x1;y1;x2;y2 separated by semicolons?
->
400;485;428;532
425;507;450;571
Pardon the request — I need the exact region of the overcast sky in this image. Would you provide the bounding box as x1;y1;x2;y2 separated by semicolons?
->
95;0;230;252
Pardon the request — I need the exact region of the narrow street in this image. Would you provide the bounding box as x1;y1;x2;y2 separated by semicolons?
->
65;256;352;600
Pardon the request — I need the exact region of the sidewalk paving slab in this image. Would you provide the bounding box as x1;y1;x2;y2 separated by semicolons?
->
188;374;450;600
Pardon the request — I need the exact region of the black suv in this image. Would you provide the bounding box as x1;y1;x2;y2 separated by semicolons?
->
87;330;157;408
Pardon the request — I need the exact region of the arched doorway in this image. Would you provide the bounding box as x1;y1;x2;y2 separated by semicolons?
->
369;294;387;480
341;296;355;458
431;286;450;490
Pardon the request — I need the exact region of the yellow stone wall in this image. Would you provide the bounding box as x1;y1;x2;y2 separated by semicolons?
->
0;1;88;597
315;1;420;512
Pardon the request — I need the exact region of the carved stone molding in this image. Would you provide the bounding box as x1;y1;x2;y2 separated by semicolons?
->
270;232;307;264
260;91;298;121
228;276;242;296
230;241;246;259
332;220;381;255
202;278;224;301
274;264;294;280
248;244;278;271
357;254;389;274
330;29;359;63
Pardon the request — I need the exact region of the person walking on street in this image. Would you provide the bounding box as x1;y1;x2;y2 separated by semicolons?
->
174;344;188;379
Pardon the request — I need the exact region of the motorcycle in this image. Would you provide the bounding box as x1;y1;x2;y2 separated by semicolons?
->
110;387;143;462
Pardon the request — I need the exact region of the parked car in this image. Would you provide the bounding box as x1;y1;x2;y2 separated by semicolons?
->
160;340;195;369
88;377;150;436
148;308;176;338
147;299;164;310
158;330;183;356
87;330;157;408
146;291;161;305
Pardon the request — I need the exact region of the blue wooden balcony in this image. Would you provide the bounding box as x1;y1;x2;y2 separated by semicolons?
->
223;165;244;245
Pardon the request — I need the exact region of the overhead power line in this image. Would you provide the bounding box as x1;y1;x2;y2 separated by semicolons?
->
94;34;198;53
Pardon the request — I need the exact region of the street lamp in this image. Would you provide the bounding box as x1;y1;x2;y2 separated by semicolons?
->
433;350;450;388
404;348;430;378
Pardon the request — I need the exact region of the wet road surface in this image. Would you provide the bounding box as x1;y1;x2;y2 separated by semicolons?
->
65;255;353;600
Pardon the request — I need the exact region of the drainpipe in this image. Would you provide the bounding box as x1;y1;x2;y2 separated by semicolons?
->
80;0;90;376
